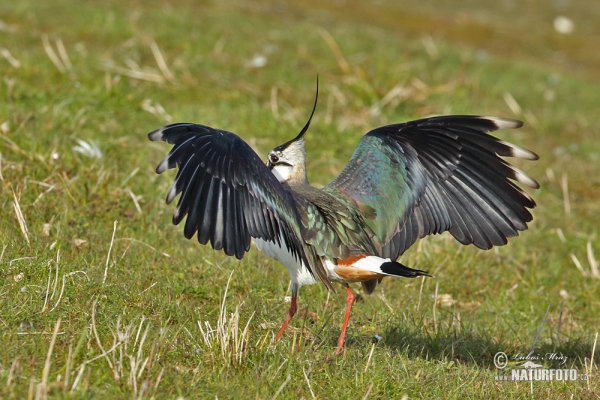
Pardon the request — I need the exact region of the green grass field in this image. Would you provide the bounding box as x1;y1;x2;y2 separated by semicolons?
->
1;0;599;398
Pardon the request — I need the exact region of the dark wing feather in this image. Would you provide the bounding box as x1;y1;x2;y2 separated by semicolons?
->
149;123;331;288
328;115;539;260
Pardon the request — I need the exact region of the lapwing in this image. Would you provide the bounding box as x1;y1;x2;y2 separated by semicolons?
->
148;82;539;354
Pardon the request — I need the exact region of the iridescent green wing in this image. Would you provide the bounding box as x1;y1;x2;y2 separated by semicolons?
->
327;116;539;260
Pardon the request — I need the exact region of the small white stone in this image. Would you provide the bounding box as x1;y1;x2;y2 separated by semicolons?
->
247;54;267;68
553;16;575;34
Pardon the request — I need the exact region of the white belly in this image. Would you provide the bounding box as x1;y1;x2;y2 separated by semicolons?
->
253;237;317;287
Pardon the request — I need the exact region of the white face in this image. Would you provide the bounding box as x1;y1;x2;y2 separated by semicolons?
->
267;139;305;183
270;163;292;182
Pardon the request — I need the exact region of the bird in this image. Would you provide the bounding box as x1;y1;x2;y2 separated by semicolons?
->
148;81;539;354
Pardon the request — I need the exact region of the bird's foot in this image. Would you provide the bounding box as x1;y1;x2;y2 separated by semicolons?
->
274;295;297;342
334;286;356;356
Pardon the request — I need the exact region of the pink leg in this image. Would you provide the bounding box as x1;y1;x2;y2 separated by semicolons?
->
336;286;356;355
275;295;297;341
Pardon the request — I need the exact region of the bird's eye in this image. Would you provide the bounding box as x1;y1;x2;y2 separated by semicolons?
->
270;154;279;163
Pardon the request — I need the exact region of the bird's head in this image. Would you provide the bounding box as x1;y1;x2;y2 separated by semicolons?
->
267;78;318;184
267;137;307;183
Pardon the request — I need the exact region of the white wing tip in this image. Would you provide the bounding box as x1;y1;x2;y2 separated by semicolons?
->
156;157;170;174
479;116;523;130
166;180;178;204
148;128;165;142
500;140;540;160
513;168;540;189
478;117;539;161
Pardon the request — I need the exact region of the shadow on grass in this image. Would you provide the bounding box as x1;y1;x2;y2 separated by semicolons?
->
376;322;595;370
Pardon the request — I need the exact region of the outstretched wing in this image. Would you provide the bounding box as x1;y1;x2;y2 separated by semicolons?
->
326;115;539;260
149;123;331;287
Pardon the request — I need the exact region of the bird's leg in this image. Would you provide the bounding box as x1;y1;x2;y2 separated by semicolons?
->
275;293;297;341
335;285;356;355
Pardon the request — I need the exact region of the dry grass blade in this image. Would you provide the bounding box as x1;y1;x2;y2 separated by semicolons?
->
1;47;21;68
50;250;60;301
1;132;27;155
570;253;588;277
369;84;406;116
32;184;56;206
302;367;316;399
561;173;570;216
570;243;600;280
271;373;291;400
139;282;157;295
55;38;72;70
11;188;30;243
586;241;599;279
364;342;376;373
41;260;52;312
416;275;425;312
49;271;89;312
103;220;118;285
41;34;66;73
555;228;566;243
6;358;19;387
105;64;165;83
317;27;350;75
503;92;522;115
71;341;122;391
37;318;61;400
361;381;374;400
91;300;116;372
150;41;176;83
141;99;172;122
125;187;143;214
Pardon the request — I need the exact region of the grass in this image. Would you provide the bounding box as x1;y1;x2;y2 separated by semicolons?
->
1;0;599;398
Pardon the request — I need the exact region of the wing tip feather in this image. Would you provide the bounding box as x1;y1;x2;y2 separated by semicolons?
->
500;140;540;161
477;117;539;160
479;116;523;130
166;181;178;204
514;169;540;189
156;157;170;174
148;128;165;142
